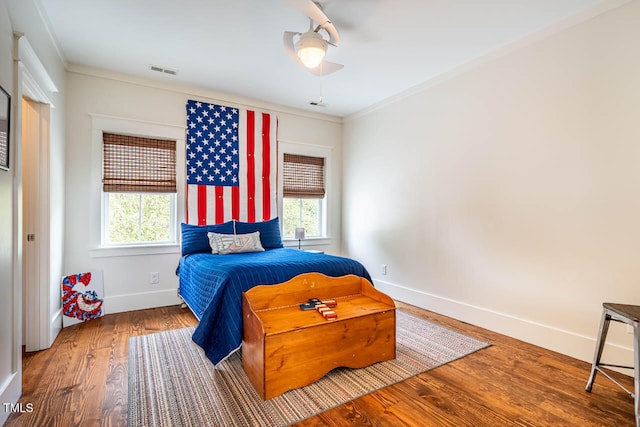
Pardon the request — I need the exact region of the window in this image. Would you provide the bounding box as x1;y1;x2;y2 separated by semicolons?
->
102;132;177;246
282;153;325;238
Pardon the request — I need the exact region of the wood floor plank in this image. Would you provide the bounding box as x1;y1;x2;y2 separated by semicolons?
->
5;303;636;426
101;310;129;427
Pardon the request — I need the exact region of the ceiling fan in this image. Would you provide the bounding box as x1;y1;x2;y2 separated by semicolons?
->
282;0;344;77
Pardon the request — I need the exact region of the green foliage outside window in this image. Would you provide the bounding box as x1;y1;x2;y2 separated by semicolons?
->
107;193;172;244
282;197;321;238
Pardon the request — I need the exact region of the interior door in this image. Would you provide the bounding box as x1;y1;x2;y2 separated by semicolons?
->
22;96;50;352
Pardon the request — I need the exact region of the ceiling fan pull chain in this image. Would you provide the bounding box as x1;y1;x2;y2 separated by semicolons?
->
319;66;324;103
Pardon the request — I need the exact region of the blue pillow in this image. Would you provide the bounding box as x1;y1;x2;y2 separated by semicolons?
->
234;217;284;249
181;222;235;255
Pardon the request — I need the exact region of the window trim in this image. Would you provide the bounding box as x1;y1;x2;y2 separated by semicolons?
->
89;114;186;255
278;140;333;245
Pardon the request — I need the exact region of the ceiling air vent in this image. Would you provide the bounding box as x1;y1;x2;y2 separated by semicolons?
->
150;65;177;76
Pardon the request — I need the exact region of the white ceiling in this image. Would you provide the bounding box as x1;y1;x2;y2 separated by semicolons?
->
38;0;610;117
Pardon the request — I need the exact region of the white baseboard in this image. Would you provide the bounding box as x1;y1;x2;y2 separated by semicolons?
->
105;288;182;314
374;278;634;369
0;372;21;425
50;309;62;347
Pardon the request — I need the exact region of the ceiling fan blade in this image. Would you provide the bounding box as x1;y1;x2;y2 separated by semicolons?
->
318;21;339;46
282;0;329;26
307;60;344;77
283;31;304;64
283;0;340;46
283;31;299;55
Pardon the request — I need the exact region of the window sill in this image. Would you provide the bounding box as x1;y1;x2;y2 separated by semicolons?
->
89;244;180;258
283;236;332;248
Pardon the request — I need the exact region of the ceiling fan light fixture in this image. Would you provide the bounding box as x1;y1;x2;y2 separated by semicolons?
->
296;31;327;69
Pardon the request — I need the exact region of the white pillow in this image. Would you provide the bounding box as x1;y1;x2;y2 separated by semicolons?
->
207;231;265;255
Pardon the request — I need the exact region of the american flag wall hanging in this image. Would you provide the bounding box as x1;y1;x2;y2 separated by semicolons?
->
185;100;278;225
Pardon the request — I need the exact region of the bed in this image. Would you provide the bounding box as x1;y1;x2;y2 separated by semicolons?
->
177;218;372;365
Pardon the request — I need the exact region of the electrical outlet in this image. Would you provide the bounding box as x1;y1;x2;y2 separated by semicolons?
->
381;264;387;275
150;272;160;284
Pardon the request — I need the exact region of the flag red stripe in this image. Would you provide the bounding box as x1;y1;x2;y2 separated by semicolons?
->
246;111;256;223
261;113;271;221
215;186;224;224
197;185;207;225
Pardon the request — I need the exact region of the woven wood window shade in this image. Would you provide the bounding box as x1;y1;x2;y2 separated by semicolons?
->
103;133;177;193
283;153;325;198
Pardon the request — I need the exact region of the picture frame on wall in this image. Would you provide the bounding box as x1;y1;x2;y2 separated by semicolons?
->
0;85;11;171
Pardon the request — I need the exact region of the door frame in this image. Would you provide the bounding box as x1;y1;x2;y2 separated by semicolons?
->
14;33;57;352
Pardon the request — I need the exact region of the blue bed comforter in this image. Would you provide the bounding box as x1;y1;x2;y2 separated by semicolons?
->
178;248;372;365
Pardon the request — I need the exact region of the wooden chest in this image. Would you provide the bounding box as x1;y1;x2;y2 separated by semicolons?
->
242;273;396;399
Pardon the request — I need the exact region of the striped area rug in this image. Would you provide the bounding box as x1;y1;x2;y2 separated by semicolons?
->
128;311;489;426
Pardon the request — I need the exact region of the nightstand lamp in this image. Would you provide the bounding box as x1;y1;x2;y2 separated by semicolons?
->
294;227;305;250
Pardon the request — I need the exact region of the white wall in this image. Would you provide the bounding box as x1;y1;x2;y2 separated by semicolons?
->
1;0;67;419
65;68;343;313
8;0;67;348
343;1;640;365
0;2;18;422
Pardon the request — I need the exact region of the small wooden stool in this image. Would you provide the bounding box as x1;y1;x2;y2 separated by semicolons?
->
585;303;640;427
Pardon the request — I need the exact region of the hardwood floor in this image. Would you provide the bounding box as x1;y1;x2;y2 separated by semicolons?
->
5;302;635;426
